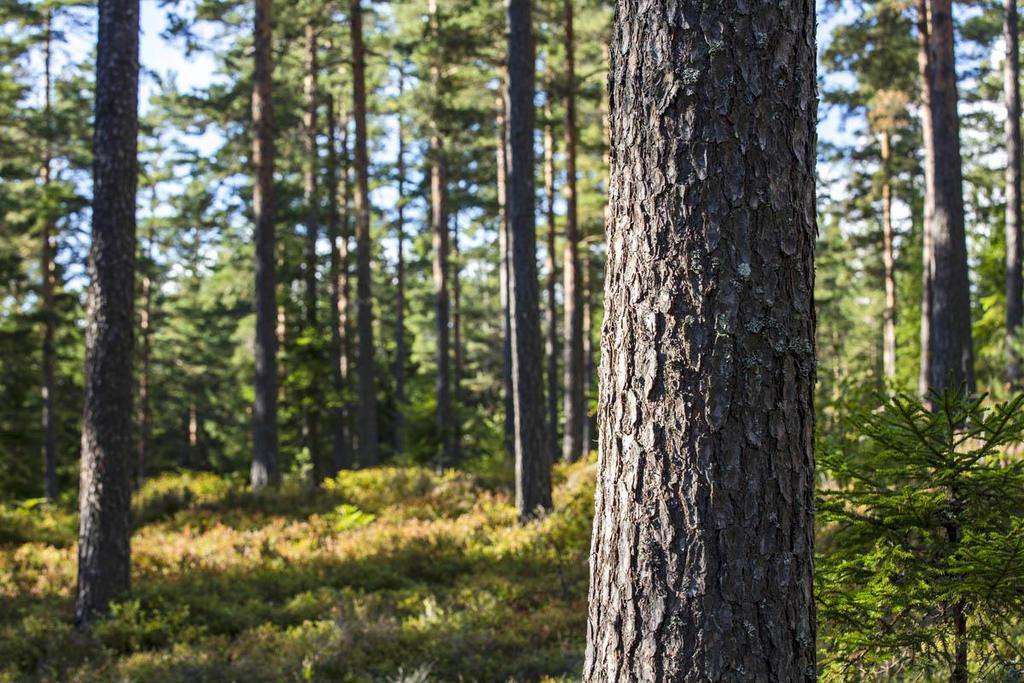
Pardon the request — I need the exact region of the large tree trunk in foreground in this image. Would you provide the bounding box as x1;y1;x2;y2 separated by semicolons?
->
39;11;58;501
584;1;817;679
251;0;279;488
76;0;140;630
1006;0;1023;388
351;0;378;466
881;130;898;381
302;23;323;482
506;0;551;522
561;0;584;464
326;93;352;473
543;92;560;466
919;0;975;394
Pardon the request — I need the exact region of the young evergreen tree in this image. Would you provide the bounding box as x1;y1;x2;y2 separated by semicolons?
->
584;0;817;677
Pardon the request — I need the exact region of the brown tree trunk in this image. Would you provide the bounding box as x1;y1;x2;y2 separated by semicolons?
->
251;0;279;488
881;130;898;382
1006;0;1023;388
507;0;551;522
561;0;584;464
302;23;323;482
581;242;594;455
919;0;975;394
351;0;378;467
496;78;515;464
917;0;936;397
326;93;352;473
452;212;464;466
394;71;408;458
39;10;58;501
584;1;818;678
137;191;155;486
543;89;560;465
75;0;140;630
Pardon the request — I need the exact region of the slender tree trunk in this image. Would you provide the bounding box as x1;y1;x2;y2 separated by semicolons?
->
326;93;352;473
919;0;975;394
75;0;140;630
302;23;324;482
881;130;898;381
452;212;464;465
351;0;378;467
917;0;936;396
496;79;515;464
507;0;551;522
581;243;594;455
561;0;584;464
1006;0;1023;388
39;10;58;501
584;1;817;678
394;72;408;457
251;0;279;488
543;90;560;465
137;193;155;486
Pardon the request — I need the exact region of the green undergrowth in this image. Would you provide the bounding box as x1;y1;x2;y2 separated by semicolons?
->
0;461;595;682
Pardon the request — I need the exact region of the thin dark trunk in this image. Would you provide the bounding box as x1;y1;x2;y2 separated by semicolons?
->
1006;0;1023;387
251;0;279;488
351;0;377;467
561;0;584;464
543;90;559;466
920;0;975;394
137;190;155;486
881;130;897;381
394;73;407;457
40;10;58;501
452;212;463;466
581;242;594;455
507;0;551;522
496;78;515;464
302;23;323;482
584;0;817;678
326;93;352;474
76;0;140;630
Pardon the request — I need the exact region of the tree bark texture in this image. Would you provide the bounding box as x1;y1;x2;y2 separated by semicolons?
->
40;11;58;500
251;0;279;488
584;1;818;679
881;130;898;382
302;23;323;482
1006;0;1023;387
544;92;560;466
561;0;585;465
496;79;515;464
75;0;140;630
351;0;378;467
919;0;975;394
507;0;551;522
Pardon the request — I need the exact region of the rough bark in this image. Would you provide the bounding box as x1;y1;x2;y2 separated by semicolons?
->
561;0;584;465
506;0;551;522
326;93;352;474
496;79;515;464
1006;0;1023;388
302;23;323;482
251;0;280;488
394;73;408;457
39;10;58;500
584;1;818;679
919;0;975;394
543;90;560;465
881;130;898;381
351;0;378;466
76;0;139;630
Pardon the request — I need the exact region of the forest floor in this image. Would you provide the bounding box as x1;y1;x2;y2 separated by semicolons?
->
0;460;594;682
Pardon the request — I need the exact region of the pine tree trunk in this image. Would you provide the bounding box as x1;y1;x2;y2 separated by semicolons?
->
881;130;898;381
584;1;817;678
506;0;551;522
543;91;560;466
919;0;975;394
326;93;352;474
251;0;279;488
39;11;58;501
452;212;464;466
917;0;935;397
137;202;154;485
561;0;584;464
302;23;323;482
581;243;594;455
431;131;453;467
75;0;140;630
351;0;378;467
394;72;408;457
1006;0;1023;388
496;80;515;464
